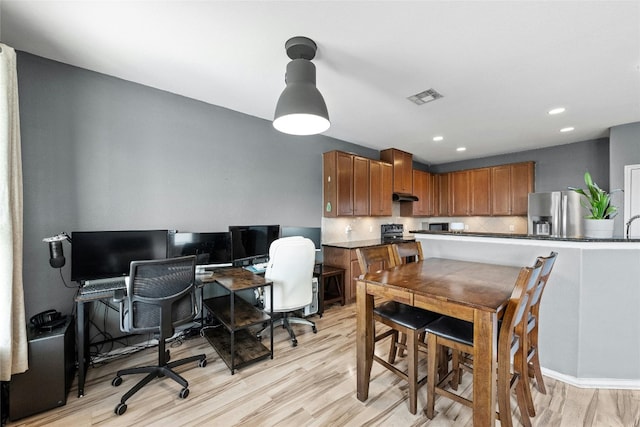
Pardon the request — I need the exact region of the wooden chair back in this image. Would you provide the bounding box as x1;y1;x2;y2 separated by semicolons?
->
529;251;558;319
392;241;424;265
355;245;397;276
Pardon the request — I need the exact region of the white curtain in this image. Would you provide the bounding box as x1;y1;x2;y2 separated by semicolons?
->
0;43;27;381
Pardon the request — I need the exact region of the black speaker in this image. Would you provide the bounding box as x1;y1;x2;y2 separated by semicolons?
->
9;316;75;421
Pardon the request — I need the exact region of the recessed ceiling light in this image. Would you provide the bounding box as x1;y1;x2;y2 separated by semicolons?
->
548;107;566;115
433;136;444;142
456;147;466;152
560;127;575;133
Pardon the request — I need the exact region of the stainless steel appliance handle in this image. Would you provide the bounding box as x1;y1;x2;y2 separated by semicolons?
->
561;193;568;237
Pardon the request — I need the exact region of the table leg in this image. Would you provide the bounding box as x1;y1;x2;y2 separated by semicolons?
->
356;280;374;401
473;309;498;425
76;299;87;397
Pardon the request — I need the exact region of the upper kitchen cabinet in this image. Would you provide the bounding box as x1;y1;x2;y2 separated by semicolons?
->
323;150;371;217
380;148;413;195
470;167;492;215
449;168;492;216
491;162;534;215
449;170;471;216
434;173;450;216
370;160;393;216
323;151;353;217
353;156;370;216
400;170;433;216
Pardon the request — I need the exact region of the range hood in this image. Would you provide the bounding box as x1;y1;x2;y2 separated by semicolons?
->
392;192;419;202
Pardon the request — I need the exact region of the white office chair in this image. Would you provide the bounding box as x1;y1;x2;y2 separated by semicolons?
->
258;236;317;347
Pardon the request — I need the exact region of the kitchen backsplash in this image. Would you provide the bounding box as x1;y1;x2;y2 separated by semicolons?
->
321;204;528;244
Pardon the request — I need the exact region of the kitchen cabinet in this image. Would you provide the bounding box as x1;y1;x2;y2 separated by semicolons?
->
380;148;413;194
449;167;492;216
353;156;370;216
491;162;534;215
322;246;361;304
369;160;393;216
450;170;470;216
323;151;371;217
323;151;353;217
470;167;491;215
400;170;433;216
435;173;450;216
510;162;535;214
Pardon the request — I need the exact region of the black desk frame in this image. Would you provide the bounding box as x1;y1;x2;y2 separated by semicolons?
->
75;290;117;397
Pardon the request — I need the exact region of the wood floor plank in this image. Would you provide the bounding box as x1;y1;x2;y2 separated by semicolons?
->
6;302;639;426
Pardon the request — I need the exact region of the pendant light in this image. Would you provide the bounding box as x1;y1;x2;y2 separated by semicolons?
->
273;36;330;136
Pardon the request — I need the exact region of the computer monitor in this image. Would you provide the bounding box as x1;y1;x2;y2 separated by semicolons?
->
229;225;280;264
168;231;233;269
71;230;169;282
281;226;321;249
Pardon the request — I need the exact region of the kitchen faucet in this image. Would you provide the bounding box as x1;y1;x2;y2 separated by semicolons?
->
626;214;640;239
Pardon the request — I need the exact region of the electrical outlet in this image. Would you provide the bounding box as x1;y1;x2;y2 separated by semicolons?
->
345;225;352;234
369;225;373;233
509;224;515;232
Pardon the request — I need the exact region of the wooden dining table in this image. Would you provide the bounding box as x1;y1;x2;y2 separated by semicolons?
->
356;257;522;426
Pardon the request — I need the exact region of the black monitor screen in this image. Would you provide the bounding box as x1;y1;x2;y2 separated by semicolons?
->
229;225;280;262
71;230;168;282
168;232;232;266
281;226;321;249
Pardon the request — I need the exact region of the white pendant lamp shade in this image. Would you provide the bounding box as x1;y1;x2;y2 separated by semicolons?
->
273;37;330;136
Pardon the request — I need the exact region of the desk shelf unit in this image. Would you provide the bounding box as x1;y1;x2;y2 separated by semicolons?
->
201;268;273;374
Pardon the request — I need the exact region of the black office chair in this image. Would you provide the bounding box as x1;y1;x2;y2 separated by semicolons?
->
111;255;207;415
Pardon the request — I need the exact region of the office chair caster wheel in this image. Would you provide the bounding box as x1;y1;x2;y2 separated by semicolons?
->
179;388;189;399
166;349;171;362
112;376;123;387
256;333;262;342
199;359;207;368
292;339;298;347
115;403;127;415
312;326;317;333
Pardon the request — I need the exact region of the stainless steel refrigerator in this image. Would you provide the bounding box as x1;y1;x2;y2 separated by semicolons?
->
527;191;584;237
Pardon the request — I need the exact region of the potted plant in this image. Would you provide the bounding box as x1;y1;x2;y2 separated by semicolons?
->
568;171;620;238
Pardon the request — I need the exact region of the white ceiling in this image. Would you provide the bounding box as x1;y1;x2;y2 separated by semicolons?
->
1;1;639;164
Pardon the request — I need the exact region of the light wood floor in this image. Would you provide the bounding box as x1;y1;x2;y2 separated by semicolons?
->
7;302;640;426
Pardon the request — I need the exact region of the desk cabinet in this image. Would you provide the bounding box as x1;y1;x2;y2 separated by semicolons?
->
202;269;273;374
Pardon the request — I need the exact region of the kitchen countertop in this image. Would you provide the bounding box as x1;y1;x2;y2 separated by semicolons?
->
409;230;640;243
322;237;416;249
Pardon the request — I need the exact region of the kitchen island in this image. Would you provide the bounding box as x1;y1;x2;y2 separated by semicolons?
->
411;230;640;388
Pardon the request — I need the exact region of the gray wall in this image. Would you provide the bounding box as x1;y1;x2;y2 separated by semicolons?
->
18;51;621;321
610;122;640;234
18;52;377;317
429;138;610;193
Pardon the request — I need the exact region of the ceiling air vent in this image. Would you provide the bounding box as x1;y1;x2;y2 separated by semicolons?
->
407;88;443;105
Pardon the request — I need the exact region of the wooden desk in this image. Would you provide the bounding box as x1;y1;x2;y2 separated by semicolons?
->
356;258;520;425
200;268;273;374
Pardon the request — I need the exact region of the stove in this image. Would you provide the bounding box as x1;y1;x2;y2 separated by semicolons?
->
381;224;410;242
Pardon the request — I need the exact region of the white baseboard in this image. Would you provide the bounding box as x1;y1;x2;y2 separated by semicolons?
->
542;367;640;390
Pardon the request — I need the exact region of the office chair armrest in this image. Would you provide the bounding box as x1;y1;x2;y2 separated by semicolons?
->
112;289;126;303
